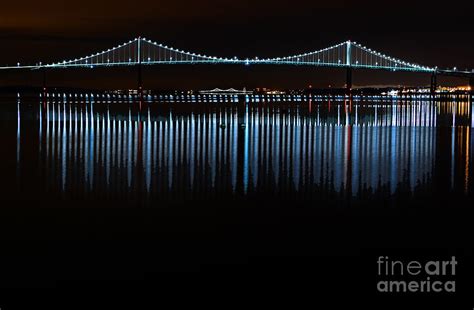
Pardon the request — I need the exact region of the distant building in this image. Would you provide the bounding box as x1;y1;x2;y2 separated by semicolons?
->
199;88;253;95
437;86;472;93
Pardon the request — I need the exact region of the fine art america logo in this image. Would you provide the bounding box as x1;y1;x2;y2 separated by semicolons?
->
377;256;457;293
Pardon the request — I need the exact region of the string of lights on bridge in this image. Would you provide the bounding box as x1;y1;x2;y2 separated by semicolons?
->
1;37;437;73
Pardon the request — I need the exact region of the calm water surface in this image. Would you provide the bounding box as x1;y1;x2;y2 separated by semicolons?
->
1;93;473;206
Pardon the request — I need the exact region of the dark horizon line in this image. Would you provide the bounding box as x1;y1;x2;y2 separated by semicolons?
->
0;85;471;93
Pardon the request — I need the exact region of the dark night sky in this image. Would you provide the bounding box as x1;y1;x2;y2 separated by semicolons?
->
1;0;474;89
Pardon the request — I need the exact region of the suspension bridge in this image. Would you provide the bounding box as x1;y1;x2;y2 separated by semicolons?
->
1;37;473;91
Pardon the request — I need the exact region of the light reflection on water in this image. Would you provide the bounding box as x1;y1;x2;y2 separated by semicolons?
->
15;95;471;203
2;94;474;206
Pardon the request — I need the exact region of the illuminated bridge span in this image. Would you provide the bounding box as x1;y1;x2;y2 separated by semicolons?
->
2;37;434;72
1;37;473;90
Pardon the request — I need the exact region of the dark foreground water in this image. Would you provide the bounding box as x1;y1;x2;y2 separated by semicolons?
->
1;93;473;306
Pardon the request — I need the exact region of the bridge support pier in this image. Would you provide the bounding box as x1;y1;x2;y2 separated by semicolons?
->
137;63;143;98
430;73;437;94
346;67;352;94
42;68;47;92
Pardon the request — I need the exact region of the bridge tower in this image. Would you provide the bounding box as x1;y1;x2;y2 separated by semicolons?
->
137;36;143;98
346;41;352;94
